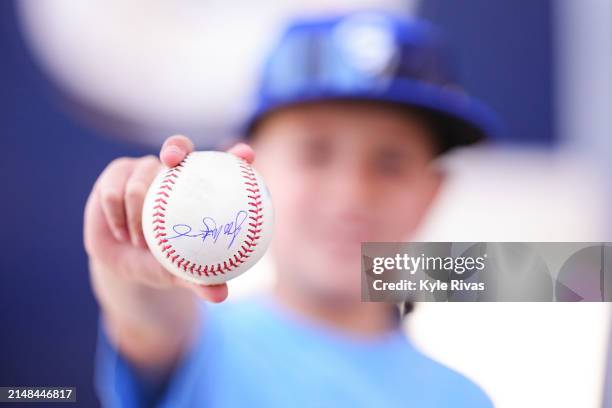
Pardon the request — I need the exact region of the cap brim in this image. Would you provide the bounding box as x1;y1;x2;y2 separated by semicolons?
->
242;78;502;153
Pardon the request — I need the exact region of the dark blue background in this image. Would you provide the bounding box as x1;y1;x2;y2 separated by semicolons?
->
421;0;554;145
1;2;151;406
0;1;553;406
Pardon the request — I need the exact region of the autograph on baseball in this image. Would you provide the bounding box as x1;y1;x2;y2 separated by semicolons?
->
167;210;247;249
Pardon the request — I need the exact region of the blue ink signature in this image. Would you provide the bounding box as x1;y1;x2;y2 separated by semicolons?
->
167;210;247;249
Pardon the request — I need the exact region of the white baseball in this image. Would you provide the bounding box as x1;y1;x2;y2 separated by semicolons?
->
142;151;274;285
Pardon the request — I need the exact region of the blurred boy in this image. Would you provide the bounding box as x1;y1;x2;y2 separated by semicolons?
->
85;11;498;407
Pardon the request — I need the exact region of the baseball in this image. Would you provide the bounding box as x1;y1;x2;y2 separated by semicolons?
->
142;151;274;285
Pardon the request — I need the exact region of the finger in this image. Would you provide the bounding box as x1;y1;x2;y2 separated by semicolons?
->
97;158;135;242
84;183;119;255
226;142;255;164
190;283;229;303
160;135;195;168
125;155;161;248
173;277;229;303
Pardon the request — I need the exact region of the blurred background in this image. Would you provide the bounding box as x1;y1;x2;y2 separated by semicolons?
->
1;0;611;407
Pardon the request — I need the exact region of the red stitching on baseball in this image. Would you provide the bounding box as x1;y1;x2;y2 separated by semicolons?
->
151;155;264;278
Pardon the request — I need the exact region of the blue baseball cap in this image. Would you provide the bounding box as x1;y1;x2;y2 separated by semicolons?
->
243;11;501;153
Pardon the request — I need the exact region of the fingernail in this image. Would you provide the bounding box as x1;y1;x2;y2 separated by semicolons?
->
166;145;183;156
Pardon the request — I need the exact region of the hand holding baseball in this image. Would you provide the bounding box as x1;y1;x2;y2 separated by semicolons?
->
84;135;255;302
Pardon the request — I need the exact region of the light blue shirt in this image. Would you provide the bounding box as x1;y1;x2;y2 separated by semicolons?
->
95;297;493;407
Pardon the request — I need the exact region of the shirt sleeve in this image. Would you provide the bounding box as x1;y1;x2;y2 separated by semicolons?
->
93;302;209;408
94;317;170;408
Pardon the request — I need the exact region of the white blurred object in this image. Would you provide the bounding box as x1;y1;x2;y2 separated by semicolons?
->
407;302;610;408
411;145;610;408
555;0;612;161
17;0;418;146
418;146;609;242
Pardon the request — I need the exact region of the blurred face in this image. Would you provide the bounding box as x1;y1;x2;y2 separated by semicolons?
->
252;101;442;304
